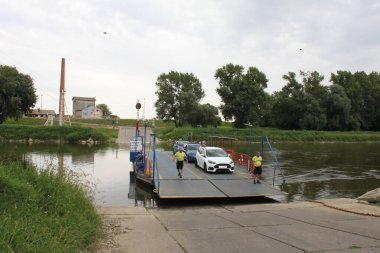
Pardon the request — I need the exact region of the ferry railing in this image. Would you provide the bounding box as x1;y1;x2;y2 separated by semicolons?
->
265;136;285;186
229;136;285;187
231;151;252;172
151;133;160;194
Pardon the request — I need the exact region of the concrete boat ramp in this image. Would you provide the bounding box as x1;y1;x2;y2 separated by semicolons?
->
97;199;380;253
138;150;285;199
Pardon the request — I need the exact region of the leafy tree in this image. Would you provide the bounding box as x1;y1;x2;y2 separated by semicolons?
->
272;71;327;130
299;71;327;130
330;71;380;130
323;84;351;130
365;72;380;130
215;64;268;128
96;104;112;118
154;71;204;127
186;103;222;127
271;72;305;129
0;65;37;123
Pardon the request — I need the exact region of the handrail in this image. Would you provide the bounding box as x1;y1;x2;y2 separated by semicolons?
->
151;133;160;194
265;136;285;186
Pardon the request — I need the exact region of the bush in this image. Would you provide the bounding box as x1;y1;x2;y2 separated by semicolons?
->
0;163;103;252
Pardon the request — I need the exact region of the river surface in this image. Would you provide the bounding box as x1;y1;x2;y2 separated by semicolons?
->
1;142;379;205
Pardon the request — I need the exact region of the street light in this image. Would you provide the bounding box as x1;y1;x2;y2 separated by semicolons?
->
245;122;253;157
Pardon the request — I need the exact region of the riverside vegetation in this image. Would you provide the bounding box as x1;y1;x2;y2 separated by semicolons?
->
1;118;118;142
0;162;103;252
153;124;380;142
3;118;380;142
0;118;114;251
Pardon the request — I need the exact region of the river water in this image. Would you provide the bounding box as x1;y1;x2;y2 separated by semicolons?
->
1;142;379;205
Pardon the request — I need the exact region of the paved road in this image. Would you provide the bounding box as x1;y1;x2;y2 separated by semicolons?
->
97;200;380;253
117;126;152;144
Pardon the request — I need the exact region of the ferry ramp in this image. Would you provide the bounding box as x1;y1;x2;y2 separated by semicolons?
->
152;150;285;199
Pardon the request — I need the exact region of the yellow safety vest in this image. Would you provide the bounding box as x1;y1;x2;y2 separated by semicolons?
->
175;152;186;161
252;156;262;167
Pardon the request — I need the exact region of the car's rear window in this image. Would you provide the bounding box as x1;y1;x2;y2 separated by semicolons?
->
187;145;200;150
179;141;189;146
206;149;227;157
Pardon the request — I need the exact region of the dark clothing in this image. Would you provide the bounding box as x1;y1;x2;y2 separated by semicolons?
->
176;161;184;170
253;166;262;175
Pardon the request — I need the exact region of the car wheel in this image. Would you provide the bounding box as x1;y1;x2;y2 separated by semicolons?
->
203;163;207;172
195;160;198;168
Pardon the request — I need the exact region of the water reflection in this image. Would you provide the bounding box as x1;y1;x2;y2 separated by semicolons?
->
128;172;157;207
1;142;379;204
0;143;155;207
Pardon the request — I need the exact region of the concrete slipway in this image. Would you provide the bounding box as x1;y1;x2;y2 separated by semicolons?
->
96;199;380;253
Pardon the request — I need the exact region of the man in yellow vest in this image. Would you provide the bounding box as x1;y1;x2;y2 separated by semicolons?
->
174;147;187;178
252;151;263;184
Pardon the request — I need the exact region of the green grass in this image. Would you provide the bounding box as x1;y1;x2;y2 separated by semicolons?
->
0;125;117;142
5;117;138;127
0;162;103;252
6;118;380;142
153;126;380;142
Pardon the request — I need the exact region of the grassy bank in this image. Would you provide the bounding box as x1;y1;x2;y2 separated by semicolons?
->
0;162;103;252
0;124;117;143
154;126;380;142
5;117;137;127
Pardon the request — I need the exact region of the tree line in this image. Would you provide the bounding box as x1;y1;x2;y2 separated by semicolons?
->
155;64;380;131
0;65;37;124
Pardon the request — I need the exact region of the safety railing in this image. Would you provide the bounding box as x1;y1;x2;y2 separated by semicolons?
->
265;136;285;186
230;151;252;173
228;136;285;186
151;133;160;194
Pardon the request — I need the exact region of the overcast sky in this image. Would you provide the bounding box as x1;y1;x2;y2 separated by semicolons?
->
1;0;379;119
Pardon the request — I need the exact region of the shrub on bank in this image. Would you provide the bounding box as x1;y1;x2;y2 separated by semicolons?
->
0;162;103;252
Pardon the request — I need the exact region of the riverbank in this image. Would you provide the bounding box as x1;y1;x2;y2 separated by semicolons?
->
0;124;118;143
3;118;380;143
0;162;103;252
154;126;380;142
96;199;380;253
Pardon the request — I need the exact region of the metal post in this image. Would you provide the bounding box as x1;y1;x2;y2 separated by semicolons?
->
249;126;253;157
260;135;265;157
200;126;203;145
136;101;141;137
152;133;156;180
143;121;147;170
197;125;203;145
245;122;253;156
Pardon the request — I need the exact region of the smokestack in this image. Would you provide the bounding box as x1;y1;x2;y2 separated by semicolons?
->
59;58;65;126
60;58;65;92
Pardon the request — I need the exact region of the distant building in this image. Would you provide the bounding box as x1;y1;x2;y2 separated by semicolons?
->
26;108;56;118
81;105;103;119
72;97;96;118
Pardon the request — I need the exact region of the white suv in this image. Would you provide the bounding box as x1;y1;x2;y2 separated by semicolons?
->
195;147;234;173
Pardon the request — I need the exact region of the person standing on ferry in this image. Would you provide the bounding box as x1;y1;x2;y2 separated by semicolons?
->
252;151;263;184
174;147;186;178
